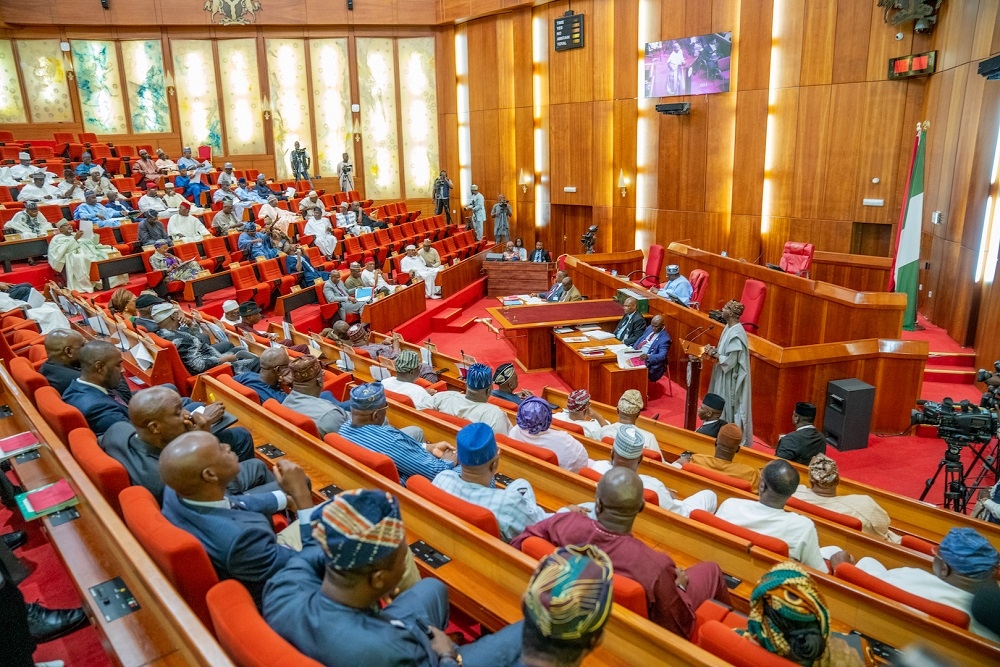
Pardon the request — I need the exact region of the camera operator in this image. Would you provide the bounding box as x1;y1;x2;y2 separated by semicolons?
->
335;152;354;192
491;194;511;245
973;483;1000;525
978;362;1000;409
581;225;598;254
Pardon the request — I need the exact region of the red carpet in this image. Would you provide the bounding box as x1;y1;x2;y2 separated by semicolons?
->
1;473;112;667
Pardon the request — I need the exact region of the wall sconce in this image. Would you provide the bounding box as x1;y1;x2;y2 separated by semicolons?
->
261;95;271;121
164;72;175;97
618;169;629;198
519;168;532;194
352;117;361;142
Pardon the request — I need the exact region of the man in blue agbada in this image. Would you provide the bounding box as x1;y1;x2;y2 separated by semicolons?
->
263;489;523;667
238;222;278;261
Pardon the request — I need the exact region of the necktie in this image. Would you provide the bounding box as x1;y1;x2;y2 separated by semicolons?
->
617;313;631;338
637;330;655;350
111;391;129;407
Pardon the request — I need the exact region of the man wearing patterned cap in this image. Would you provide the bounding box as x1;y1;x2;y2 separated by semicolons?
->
131;149;159;183
298;190;325;216
793;454;899;543
433;422;550;541
167;201;211;244
238;221;278;261
339;383;457;484
599;389;661;455
513;467;731;638
83;167;118;198
381;350;436;410
158;181;184;209
216;162;236;188
401;243;444;299
704;299;753;447
676;423;760;489
508;397;587;472
8;151;44;182
431;363;512;435
73;190;122;227
694;392;727;437
362;257;395;295
160;431;316;604
264;489;523;666
855;527;1000;641
517;544;614;665
4;201;54;243
221;299;241;324
553;389;608;441
137;182;166;214
491;362;533;406
656;264;693;305
346;326;439;383
775;402;825;464
154;149;178;174
589;425;717;517
281;355;350;437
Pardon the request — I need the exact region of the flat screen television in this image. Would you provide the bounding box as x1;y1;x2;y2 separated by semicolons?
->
643;32;732;98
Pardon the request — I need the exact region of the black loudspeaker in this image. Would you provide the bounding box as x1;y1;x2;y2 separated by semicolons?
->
347;0;354;9
100;0;109;8
823;378;874;451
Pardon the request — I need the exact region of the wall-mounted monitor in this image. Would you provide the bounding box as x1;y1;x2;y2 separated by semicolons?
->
643;32;732;98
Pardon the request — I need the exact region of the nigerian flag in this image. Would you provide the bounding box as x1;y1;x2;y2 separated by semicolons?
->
890;123;926;331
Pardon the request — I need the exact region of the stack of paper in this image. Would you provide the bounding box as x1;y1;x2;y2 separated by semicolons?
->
585;330;616;341
16;479;79;521
575;324;601;332
0;432;40;461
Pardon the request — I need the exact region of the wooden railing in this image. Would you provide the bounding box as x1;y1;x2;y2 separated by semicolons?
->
811;251;893;293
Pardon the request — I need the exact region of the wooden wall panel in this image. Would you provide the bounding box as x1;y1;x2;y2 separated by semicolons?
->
730;89;768;217
736;0;772;91
655;96;708;213
799;0;836;86
549;102;594;204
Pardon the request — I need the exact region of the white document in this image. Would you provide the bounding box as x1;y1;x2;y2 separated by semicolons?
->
282;320;292;341
421;346;433;367
370;365;392;381
88;316;111;335
130;341;154;370
285;187;296;199
605;344;630;354
339;350;355;371
25;289;45;309
78;218;95;241
585;330;616;341
616;349;644;370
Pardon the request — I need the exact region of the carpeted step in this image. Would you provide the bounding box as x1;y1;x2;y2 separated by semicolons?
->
923;367;977;384
926;352;976;368
430;307;463;333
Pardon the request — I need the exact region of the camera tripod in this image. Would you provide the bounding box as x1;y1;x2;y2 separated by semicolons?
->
920;437;999;513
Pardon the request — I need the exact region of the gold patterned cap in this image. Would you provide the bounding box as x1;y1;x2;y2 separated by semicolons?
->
523;544;614;640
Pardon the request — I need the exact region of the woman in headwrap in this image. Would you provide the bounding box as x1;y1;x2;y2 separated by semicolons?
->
149;239;202;282
508;397;589;473
740;562;862;667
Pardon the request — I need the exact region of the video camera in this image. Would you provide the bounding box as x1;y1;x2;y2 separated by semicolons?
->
911;397;998;445
581;225;598;254
976;361;1000;409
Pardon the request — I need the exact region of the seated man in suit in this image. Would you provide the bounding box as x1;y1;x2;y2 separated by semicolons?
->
528;241;552;263
694;392;727;437
159;431;316;604
675;423;760;489
232;347;292;404
775;402;826;464
537;269;566;301
263;489;523;667
631;315;670;382
612;297;646;347
512;468;731;639
40;329;131;400
558;275;583;302
101;386;276;505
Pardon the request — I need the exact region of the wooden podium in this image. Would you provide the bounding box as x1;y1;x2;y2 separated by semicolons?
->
680;339;706;430
484;261;554;296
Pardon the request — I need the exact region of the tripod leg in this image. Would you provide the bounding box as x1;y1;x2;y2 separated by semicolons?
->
920;458;948;503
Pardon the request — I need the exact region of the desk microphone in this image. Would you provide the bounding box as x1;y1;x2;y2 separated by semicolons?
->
684;326;705;342
686;327;712;344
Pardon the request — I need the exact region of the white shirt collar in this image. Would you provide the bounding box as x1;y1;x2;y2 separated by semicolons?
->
75;378;108;395
181;497;230;509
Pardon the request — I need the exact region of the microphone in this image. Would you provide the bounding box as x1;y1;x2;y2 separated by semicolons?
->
683;326;705;342
687;327;712;344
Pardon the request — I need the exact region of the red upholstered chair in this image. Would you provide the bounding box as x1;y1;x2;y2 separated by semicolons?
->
689;509;789;557
203;235;242;264
738;279;767;333
8;356;49;406
173;242;216;273
406;475;502;539
145;331;233;395
232;264;273;310
68;428;130;517
779;242;815;278
384;388;416;408
519;536;649;618
785;497;863;531
120;486;220;629
629;244;665;289
262;398;319;438
217;373;262;403
35;386;89;444
689;269;709;310
422;408;470;429
681;462;753;493
550;418;586;436
197;146;212;162
206;580;324;667
487;395;519;412
495;432;560;466
900;534;936;556
323;433;400;484
696;620;798;667
579;467;659;506
834;562;969;628
258;258;298;296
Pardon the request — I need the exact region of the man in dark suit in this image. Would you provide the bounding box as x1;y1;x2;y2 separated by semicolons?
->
529;241;552;263
101;386;276;505
61;341;130;438
159;431;315;604
694;393;727;438
40;329;132;401
775;402;826;464
632;315;671;382
538;270;566;301
612;297;646;347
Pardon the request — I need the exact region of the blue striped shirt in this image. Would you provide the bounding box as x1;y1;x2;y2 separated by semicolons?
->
337;423;454;484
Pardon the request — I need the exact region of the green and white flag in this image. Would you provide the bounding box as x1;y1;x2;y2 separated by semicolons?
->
890;123;926;331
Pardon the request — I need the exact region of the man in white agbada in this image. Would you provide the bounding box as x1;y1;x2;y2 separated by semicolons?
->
466;184;486;241
361;258;395;295
400;244;443;299
258;195;300;236
83;168;118;198
4;201;55;238
9;153;55;183
48;221;127;293
854;527;1000;643
138;184;167;214
0;282;70;333
704;299;753;447
304;207;337;259
17;172;59;202
167;202;211;243
298;191;325;217
213;182;252;221
161;182;186;209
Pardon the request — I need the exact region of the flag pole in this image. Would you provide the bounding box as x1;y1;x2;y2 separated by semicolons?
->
888;122;923;292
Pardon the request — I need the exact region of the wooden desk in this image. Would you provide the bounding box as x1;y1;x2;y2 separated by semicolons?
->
554;332;648;404
362;280;425;333
0;236;49;272
486;299;626;371
484;260;553;296
90;253;146;290
667;243;906;345
811;251;893;293
565;255;927;443
183;269;234;306
438;245;496;298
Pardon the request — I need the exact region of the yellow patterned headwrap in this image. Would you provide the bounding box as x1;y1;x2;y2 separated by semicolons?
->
522;544;614;640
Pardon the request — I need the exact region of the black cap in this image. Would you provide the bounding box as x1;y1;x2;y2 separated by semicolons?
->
238;300;261;317
795;402;817;419
702;393;725;412
135;294;164;309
